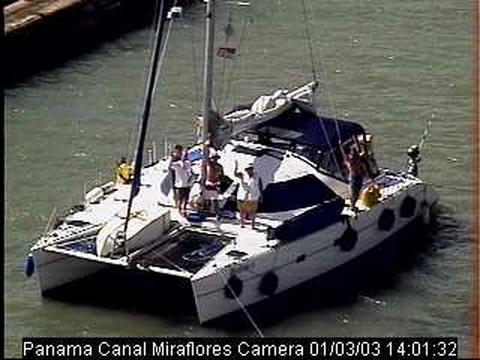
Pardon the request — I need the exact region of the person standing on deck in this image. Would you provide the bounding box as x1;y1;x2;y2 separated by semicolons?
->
201;150;224;220
344;146;367;211
116;157;133;184
168;145;193;216
235;164;261;229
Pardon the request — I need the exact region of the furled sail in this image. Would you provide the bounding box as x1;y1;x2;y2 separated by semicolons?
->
208;81;318;148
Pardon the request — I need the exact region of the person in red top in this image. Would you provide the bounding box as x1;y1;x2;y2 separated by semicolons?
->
344;146;367;211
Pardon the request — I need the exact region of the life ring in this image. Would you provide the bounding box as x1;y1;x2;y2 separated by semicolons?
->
378;209;395;231
334;225;358;251
259;272;278;296
421;201;431;225
400;196;417;218
224;275;243;299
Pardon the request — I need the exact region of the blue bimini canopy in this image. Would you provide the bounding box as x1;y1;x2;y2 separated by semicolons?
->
256;102;366;150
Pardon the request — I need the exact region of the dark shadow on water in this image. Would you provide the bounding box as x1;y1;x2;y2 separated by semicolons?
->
42;206;460;333
44;268;198;325
4;0;195;87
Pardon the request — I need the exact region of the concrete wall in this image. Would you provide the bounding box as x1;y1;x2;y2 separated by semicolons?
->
4;0;196;84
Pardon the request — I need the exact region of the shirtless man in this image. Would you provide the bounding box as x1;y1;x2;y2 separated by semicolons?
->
202;151;224;219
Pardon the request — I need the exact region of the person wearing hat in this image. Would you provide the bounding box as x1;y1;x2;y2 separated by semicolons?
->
201;150;224;219
235;163;261;229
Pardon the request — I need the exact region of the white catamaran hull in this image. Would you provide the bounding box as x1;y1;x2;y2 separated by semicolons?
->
31;176;437;322
191;183;437;323
33;247;109;293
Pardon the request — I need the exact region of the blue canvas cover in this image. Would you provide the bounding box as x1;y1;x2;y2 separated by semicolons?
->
258;174;339;213
273;197;345;242
256;102;366;150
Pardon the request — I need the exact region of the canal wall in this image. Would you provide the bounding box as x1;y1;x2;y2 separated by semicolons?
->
4;0;197;84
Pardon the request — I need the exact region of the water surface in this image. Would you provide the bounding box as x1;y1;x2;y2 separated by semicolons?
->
5;0;474;357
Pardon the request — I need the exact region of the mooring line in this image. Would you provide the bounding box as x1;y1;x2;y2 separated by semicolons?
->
218;270;264;338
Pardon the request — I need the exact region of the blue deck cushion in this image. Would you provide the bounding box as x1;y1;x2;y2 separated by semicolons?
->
274;197;345;242
62;239;97;254
187;213;207;222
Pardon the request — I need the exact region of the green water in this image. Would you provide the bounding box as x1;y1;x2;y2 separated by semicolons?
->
5;0;474;357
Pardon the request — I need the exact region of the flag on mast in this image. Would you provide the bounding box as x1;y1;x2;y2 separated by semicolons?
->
217;47;237;59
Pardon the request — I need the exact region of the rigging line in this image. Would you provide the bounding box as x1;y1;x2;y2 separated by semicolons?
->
148;247;190;274
217;9;233;113
138;0;181;157
317;118;343;179
223;2;257;109
128;0;180;158
55;235;99;249
317;57;340;121
217;269;265;338
423;0;437;152
233;2;261;104
43;207;57;235
129;227;190;274
313;108;343;177
300;0;317;82
304;0;340;121
418;116;433;151
223;12;252;110
153;0;180;101
305;0;344;173
189;12;200;123
127;2;163;159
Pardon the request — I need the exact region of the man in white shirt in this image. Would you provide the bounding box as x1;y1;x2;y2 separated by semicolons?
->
168;145;192;216
235;164;261;229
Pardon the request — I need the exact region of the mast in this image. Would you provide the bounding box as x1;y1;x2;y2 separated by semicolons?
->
202;0;215;160
122;0;168;257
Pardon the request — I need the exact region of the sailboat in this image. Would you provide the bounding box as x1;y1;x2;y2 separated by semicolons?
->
27;0;438;323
